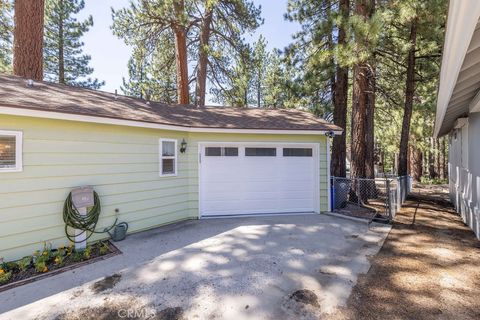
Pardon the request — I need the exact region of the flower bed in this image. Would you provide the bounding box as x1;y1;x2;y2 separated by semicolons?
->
0;241;120;292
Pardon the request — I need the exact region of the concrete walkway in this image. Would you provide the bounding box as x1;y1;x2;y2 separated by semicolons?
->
0;214;390;320
329;185;480;320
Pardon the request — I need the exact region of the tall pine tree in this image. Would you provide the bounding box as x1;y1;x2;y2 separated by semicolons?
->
112;0;261;106
14;0;44;80
0;0;12;73
121;37;177;103
44;0;103;88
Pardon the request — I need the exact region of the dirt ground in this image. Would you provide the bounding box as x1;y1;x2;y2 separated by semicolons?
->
329;184;480;320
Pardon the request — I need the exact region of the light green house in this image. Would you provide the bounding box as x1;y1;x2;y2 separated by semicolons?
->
0;75;341;261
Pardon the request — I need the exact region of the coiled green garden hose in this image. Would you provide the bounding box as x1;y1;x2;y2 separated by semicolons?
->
63;191;117;243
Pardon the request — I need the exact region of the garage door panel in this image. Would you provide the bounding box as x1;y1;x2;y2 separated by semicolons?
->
203;200;278;215
200;143;319;216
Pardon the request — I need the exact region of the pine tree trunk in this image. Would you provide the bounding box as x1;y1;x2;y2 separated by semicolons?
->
434;138;440;178
58;0;65;84
13;0;45;80
172;0;189;105
365;1;376;180
194;8;212;106
398;18;417;177
410;145;422;181
351;0;369;181
365;63;375;179
439;137;444;179
428;137;436;179
257;68;262;107
351;62;368;179
331;0;350;178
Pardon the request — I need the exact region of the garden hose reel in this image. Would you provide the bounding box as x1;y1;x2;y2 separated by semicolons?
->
63;186;126;249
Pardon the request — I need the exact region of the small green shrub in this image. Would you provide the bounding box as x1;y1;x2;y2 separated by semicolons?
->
71;250;84;262
33;243;53;273
83;245;92;260
33;256;49;273
0;269;12;285
53;248;66;267
99;242;110;256
4;261;18;271
17;257;31;272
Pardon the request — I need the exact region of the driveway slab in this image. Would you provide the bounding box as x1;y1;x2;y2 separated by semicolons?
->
0;214;390;320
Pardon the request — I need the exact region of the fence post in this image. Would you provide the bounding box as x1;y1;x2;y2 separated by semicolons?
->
357;178;361;206
331;176;335;211
397;177;401;211
386;178;392;220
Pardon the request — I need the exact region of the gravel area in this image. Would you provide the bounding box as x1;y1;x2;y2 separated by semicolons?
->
329;184;480;320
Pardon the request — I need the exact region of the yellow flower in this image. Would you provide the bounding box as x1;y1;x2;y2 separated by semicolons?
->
43;251;48;256
0;269;5;275
42;266;48;273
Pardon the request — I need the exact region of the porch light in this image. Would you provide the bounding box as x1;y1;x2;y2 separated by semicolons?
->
180;139;187;153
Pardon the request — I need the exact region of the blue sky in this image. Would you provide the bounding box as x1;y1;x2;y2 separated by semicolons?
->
78;0;300;99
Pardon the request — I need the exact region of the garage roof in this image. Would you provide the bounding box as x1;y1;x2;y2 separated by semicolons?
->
0;75;341;134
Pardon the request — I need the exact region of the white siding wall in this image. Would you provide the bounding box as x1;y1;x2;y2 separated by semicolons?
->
449;114;480;238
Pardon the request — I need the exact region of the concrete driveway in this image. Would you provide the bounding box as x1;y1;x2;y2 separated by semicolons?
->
0;214;390;320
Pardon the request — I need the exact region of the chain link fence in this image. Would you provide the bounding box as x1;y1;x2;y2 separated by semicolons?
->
330;176;412;223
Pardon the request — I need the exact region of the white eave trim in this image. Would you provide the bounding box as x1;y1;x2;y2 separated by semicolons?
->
0;106;343;136
434;0;480;137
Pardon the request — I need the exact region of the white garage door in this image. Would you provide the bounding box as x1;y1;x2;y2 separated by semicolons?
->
199;143;320;217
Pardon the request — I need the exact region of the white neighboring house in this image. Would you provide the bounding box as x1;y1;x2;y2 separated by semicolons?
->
435;0;480;239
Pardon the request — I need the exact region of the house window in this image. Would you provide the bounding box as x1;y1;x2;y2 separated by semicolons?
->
283;148;313;157
245;147;276;157
0;130;23;172
159;139;177;176
205;147;239;156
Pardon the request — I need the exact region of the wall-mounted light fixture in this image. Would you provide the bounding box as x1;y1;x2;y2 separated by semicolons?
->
324;131;335;138
180;139;187;153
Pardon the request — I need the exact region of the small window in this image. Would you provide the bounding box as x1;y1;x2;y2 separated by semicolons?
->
205;147;221;156
283;148;313;157
245;147;276;157
0;130;22;172
205;147;239;157
159;139;177;176
224;147;238;156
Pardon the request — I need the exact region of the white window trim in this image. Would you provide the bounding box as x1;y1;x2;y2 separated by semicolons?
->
0;130;23;173
159;138;177;177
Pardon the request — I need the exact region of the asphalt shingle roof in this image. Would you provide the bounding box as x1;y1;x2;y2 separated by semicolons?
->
0;75;341;132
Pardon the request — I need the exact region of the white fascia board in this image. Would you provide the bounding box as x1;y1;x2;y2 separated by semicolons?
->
434;0;480;137
0;106;343;136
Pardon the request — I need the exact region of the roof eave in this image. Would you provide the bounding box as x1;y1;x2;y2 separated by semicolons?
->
434;0;480;137
0;105;342;135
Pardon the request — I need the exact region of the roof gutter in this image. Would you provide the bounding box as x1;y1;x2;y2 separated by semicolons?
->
0;106;343;136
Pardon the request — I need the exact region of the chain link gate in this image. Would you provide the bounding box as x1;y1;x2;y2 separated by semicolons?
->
330;176;412;223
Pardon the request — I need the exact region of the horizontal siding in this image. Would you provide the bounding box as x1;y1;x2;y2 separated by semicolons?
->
0;115;193;260
0;115;330;261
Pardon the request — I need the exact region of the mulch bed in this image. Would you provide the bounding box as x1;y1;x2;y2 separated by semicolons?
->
0;241;121;293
